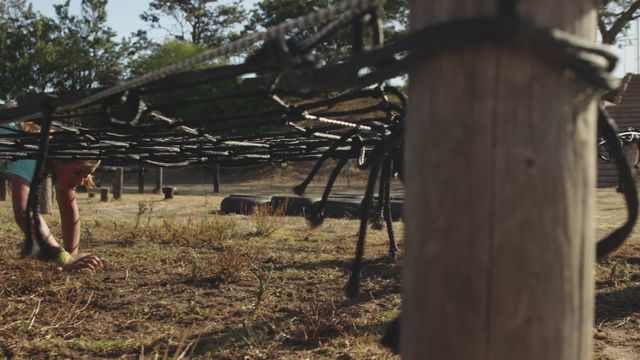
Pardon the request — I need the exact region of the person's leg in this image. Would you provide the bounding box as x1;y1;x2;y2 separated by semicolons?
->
10;175;59;250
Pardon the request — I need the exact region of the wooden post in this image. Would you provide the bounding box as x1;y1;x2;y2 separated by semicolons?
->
138;165;145;194
162;186;174;200
100;188;109;202
154;167;163;194
625;145;638;184
403;1;596;359
213;163;220;193
0;178;7;201
113;167;123;200
39;176;53;214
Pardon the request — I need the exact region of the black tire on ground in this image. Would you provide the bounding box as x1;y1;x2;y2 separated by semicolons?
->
319;198;363;219
220;196;272;215
271;196;319;216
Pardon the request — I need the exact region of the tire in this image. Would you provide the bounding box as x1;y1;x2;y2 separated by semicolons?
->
270;196;319;216
319;198;363;219
220;195;272;215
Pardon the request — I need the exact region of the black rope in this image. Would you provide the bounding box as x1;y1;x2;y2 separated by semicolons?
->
22;96;62;261
596;105;638;258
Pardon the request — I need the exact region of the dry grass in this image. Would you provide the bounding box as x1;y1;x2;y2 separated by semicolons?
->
0;188;401;359
0;187;639;359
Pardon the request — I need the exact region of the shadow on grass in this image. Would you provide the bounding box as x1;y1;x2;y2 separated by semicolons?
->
625;257;640;266
278;254;401;277
595;284;640;323
187;311;396;357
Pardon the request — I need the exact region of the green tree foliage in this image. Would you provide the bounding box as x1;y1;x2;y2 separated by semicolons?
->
140;0;246;47
599;0;640;44
248;0;407;56
128;39;208;76
0;0;59;98
51;0;125;92
0;0;126;101
127;40;282;134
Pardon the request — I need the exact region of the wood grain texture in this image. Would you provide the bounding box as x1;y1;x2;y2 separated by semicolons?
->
402;1;596;359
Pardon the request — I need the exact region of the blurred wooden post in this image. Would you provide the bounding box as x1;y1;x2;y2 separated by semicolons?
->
213;163;220;193
625;145;638;181
39;176;53;214
100;188;109;202
163;186;174;200
113;167;123;200
138;165;145;194
403;1;596;359
0;178;7;201
154;167;163;194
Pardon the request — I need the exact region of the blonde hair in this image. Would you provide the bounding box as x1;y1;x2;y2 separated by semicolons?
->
18;121;40;133
19;121;102;188
57;159;102;188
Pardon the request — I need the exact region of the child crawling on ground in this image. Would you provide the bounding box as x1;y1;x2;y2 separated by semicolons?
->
0;122;102;273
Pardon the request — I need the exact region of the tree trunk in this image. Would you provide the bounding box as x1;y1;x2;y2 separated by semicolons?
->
402;1;596;359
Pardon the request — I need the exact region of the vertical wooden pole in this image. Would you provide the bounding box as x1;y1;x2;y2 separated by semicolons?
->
39;176;53;214
0;178;7;201
625;145;638;182
155;167;163;194
213;163;220;193
403;1;596;359
138;165;145;194
113;167;124;200
100;188;109;202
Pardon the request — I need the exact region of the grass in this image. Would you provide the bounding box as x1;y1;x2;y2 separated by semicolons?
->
0;187;638;358
0;189;402;359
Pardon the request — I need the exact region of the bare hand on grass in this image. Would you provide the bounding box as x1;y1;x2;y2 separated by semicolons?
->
61;253;103;273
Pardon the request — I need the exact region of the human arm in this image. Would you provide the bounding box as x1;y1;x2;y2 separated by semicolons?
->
55;184;81;254
10;175;101;272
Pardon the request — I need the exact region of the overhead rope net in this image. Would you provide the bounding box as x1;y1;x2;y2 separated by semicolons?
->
0;0;636;353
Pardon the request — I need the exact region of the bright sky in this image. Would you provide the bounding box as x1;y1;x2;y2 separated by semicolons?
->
29;0;258;42
613;19;640;77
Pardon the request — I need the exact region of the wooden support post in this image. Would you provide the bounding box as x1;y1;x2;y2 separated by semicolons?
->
100;188;109;202
113;167;124;200
0;178;7;201
163;186;174;200
213;163;220;193
138;165;145;194
154;167;163;194
403;1;596;359
625;145;638;183
39;176;53;214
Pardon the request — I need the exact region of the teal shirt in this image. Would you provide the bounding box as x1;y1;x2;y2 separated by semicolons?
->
0;123;36;183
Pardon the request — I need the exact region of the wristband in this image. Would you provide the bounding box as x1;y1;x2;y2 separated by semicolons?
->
54;248;72;267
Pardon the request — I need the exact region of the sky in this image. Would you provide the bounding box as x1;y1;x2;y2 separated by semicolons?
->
29;0;258;42
613;19;640;77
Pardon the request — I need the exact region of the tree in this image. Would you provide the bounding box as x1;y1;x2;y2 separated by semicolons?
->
51;0;126;92
249;0;408;54
0;0;127;101
140;0;246;47
0;0;60;99
599;0;640;44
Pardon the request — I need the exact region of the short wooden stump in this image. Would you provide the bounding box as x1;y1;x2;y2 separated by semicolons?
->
162;186;175;200
100;188;109;202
